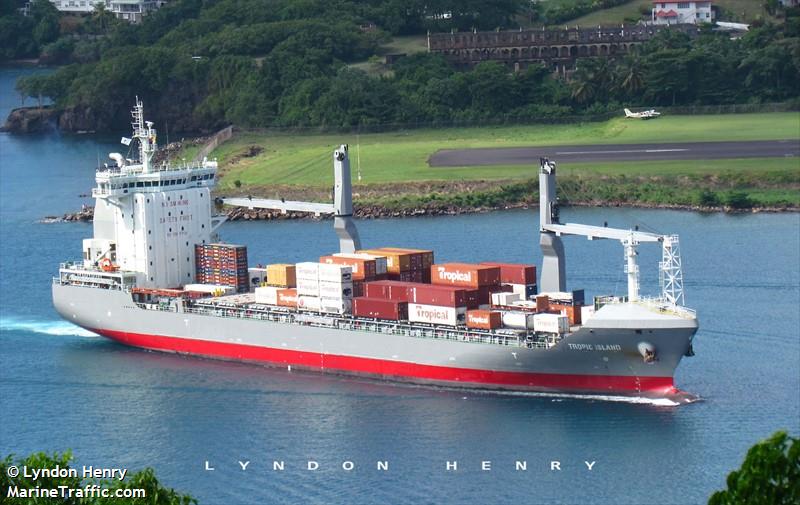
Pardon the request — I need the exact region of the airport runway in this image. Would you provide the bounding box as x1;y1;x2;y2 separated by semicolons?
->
428;140;800;167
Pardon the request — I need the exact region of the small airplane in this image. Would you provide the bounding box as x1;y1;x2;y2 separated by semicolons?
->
624;108;661;120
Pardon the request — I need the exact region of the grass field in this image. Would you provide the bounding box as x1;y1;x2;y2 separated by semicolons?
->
212;113;800;189
568;0;773;26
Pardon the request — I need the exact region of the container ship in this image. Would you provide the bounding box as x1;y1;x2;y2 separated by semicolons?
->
52;101;699;402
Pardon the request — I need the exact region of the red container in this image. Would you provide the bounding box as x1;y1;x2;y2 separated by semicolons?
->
363;280;418;301
277;288;298;308
408;284;468;307
352;281;365;298
479;262;537;285
466;310;502;330
386;270;427;283
430;263;501;288
353;297;408;320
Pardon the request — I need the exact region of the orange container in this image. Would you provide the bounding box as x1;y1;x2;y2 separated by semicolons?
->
430;263;501;288
319;255;377;281
358;249;412;273
466;310;502;329
550;303;582;325
379;247;434;269
276;288;298;308
535;295;550;313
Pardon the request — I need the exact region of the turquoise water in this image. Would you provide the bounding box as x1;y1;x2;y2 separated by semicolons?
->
1;67;799;504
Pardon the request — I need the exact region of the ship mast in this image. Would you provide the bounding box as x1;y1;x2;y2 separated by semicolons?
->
131;97;157;173
538;158;685;305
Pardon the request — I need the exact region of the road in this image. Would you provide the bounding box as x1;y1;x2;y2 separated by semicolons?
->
428;140;800;167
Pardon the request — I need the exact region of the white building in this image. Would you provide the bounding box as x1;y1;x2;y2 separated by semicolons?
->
47;0;161;22
651;1;714;25
48;0;105;15
107;0;159;22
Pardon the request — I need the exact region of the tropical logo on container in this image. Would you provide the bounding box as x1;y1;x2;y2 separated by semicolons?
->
436;267;472;283
415;306;449;320
468;315;489;325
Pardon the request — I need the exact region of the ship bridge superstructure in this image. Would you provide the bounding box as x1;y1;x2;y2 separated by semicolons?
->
79;99;223;289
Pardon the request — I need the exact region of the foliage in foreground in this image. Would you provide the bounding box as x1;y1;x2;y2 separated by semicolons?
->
0;451;196;504
708;431;800;505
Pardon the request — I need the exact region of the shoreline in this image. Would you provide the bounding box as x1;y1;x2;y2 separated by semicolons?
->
43;200;798;224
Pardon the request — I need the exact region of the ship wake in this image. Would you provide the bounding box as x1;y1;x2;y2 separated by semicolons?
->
0;317;98;338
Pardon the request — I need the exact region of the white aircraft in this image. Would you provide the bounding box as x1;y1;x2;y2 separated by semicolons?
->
624;108;661;120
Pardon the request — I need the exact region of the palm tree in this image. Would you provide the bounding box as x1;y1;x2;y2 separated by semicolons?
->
617;55;645;99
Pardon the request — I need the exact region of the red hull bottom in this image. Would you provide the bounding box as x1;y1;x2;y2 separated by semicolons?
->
92;328;680;399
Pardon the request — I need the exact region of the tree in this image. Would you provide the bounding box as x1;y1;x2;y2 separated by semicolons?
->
1;451;197;504
709;431;800;505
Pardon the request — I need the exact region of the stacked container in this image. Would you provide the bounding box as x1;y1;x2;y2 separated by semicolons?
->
248;267;268;291
480;261;538;300
353;297;408;320
295;262;353;314
322;253;386;297
195;243;249;293
358;247;434;283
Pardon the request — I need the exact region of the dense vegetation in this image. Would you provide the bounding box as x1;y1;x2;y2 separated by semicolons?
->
1;451;196;504
7;0;800;132
709;431;800;505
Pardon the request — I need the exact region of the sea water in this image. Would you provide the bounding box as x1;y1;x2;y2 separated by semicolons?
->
1;67;798;505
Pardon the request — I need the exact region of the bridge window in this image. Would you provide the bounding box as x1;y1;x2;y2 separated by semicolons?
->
677;2;689;8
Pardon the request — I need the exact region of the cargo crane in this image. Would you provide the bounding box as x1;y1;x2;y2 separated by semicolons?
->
538;158;685;308
219;145;361;254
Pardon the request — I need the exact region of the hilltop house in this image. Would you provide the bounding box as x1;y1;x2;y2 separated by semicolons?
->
46;0;162;22
651;1;714;25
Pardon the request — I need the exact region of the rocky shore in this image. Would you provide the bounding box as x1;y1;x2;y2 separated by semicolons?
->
43;199;795;224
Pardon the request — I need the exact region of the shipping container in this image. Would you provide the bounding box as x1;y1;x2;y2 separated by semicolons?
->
319;280;353;299
501;311;536;330
277;288;298;308
363;280;417;301
319;297;352;314
466;310;502;330
430;263;501;288
297;295;321;311
535;294;550;312
386;270;427;283
539;290;584;306
333;253;388;276
352;280;365;298
479;262;536;285
508;283;538;300
358;249;412;273
408;303;466;326
254;286;279;305
295;262;320;281
533;313;570;334
266;264;296;287
550;303;582;325
381;247;435;268
296;278;320;297
353;297;409;320
491;292;521;306
408;284;468;307
320;255;376;281
248;267;268;289
318;263;353;282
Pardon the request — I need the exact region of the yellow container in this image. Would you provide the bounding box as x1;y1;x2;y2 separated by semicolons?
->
266;264;296;287
358;249;411;274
